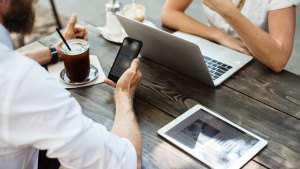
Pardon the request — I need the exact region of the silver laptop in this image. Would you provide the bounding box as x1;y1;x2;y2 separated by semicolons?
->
116;14;253;87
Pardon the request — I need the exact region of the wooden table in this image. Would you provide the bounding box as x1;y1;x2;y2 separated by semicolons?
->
19;6;300;169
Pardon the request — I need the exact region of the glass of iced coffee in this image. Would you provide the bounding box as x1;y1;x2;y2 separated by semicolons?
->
122;2;145;22
61;39;90;82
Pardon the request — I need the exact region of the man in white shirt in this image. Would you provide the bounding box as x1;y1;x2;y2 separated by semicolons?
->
0;0;142;169
162;0;299;72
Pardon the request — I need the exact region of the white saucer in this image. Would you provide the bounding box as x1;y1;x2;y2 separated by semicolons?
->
98;19;156;43
60;65;99;85
98;27;127;43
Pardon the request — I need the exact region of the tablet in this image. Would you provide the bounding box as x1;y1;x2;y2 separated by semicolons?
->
158;104;267;169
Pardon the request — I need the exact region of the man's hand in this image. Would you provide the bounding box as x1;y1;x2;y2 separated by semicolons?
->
105;59;142;100
106;59;143;169
63;14;88;40
55;14;88;60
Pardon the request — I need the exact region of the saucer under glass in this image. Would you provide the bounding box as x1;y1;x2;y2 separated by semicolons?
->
60;65;99;85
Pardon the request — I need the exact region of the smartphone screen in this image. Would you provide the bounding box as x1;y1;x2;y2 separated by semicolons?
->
108;37;143;82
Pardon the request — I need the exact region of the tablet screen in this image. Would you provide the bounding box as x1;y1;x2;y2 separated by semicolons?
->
165;108;259;168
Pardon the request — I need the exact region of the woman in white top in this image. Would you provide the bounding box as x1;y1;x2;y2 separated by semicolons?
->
162;0;299;72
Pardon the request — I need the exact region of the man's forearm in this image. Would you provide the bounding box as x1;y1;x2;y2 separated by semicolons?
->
23;43;62;65
111;93;142;168
23;47;52;65
111;97;136;138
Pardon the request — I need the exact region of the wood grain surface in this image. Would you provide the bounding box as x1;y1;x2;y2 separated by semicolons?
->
33;19;300;169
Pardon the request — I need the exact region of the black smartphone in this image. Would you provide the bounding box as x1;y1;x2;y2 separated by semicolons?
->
108;37;143;83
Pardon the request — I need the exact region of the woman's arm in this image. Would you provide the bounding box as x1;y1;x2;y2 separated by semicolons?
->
162;0;220;42
161;0;250;54
203;0;296;72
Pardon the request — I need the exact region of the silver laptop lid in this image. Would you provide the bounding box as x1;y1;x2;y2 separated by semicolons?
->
117;14;214;86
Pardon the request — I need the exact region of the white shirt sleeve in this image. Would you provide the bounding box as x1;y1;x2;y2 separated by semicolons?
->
7;57;137;169
268;0;300;10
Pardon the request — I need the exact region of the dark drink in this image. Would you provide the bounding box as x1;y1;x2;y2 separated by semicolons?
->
61;39;90;82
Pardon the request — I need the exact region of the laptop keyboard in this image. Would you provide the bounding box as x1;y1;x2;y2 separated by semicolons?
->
203;56;232;80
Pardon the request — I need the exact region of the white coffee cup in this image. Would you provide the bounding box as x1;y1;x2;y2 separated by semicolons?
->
105;1;123;35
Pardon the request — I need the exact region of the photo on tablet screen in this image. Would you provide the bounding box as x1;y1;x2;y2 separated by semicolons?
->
159;105;267;169
181;119;220;145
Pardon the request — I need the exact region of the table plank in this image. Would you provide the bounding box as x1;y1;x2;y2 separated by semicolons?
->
37;23;300;169
66;82;266;169
136;57;300;169
68;85;208;169
16;41;45;52
224;61;300;119
37;30;209;168
65;77;267;169
242;161;267;169
88;12;300;120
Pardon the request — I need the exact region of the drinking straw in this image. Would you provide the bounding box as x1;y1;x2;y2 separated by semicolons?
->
56;28;71;51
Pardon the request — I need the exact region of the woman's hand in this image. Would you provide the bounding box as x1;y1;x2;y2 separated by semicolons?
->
216;31;251;55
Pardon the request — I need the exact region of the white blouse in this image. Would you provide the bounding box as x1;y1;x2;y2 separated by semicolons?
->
201;0;300;38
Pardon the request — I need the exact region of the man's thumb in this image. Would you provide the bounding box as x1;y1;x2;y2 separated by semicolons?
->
66;14;77;30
